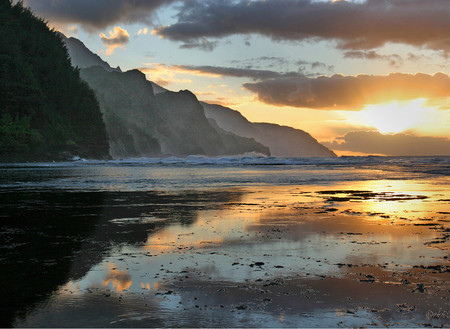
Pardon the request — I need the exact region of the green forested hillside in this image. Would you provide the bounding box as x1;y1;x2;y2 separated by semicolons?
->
0;0;109;161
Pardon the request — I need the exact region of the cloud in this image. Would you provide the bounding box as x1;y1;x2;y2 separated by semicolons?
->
324;131;450;156
343;51;403;67
140;64;450;111
139;63;297;84
243;72;450;110
227;57;332;76
138;63;194;86
161;63;331;80
179;39;218;52
172;65;300;80
100;27;129;55
246;56;290;68
297;60;334;75
54;24;79;37
137;28;149;36
22;0;175;31
100;27;129;45
153;0;450;52
193;91;217;97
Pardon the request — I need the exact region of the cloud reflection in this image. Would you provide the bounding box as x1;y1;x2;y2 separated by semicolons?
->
103;264;132;292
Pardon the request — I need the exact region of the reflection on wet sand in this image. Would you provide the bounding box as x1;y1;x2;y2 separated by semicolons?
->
103;264;133;292
7;178;450;327
0;189;243;327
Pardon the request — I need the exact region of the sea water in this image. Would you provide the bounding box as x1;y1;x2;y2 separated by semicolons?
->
1;156;449;327
1;155;449;191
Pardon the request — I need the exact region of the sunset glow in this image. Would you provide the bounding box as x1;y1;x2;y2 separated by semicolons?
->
359;98;435;134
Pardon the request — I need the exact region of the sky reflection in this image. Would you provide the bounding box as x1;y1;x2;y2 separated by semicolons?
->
11;178;450;328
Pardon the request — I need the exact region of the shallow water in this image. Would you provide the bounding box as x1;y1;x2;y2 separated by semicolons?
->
1;156;449;327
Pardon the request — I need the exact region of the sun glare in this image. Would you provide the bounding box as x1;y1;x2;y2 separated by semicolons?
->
358;98;434;134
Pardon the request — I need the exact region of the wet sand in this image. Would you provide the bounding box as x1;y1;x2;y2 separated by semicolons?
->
3;178;449;327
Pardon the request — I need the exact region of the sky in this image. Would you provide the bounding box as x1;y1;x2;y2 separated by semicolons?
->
22;0;450;156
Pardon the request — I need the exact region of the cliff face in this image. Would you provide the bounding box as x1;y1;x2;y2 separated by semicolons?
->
80;66;269;158
202;103;336;157
153;89;269;156
79;67;159;158
60;34;121;73
62;34;331;158
0;2;109;161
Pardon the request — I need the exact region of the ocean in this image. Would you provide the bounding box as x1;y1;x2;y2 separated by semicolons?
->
1;156;449;327
1;155;449;191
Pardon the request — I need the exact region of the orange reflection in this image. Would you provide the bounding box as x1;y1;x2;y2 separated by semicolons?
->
144;209;237;253
140;282;151;291
325;179;448;221
103;264;132;292
230;182;449;246
144;181;448;265
139;281;162;291
144;186;325;253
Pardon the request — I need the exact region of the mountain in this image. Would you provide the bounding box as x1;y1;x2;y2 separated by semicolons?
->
0;1;109;161
60;33;121;72
202;103;337;157
62;34;333;158
151;82;169;94
79;66;269;158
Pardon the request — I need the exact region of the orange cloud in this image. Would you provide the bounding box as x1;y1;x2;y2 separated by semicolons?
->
324;131;450;156
243;73;450;110
138;63;194;86
99;26;129;55
137;28;148;35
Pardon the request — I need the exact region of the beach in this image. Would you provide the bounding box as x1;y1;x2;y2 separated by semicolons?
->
1;157;449;327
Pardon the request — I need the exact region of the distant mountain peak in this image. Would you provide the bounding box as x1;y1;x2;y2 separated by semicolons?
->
202;102;336;157
61;34;118;72
124;69;146;79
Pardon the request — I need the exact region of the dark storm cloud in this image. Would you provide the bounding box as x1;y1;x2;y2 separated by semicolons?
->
22;0;176;30
324;131;450;156
154;0;450;51
243;73;450;109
